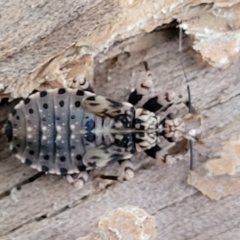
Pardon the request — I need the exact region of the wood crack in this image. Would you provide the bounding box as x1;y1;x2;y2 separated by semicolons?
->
0;172;44;200
151;191;200;216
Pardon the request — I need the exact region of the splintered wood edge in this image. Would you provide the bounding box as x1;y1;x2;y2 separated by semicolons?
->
1;1;240;100
188;136;240;200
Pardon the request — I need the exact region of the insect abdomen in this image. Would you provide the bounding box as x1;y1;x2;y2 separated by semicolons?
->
9;88;100;175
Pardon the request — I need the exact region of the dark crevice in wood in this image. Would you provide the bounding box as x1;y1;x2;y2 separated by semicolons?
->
3;220;33;236
6;167;131;236
152;191;200;216
203;92;240;111
35;214;47;222
46;206;70;219
1;192;95;236
0;172;45;200
0;190;11;199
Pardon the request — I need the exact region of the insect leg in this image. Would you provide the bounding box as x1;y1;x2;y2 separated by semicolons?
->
162;147;188;165
66;171;89;189
118;159;134;181
142;91;178;113
155;140;189;165
128;61;152;106
95;159;134;182
76;76;94;93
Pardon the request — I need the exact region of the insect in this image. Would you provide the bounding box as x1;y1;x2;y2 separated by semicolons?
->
3;62;199;188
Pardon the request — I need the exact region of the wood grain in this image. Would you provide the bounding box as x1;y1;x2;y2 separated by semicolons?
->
1;28;240;239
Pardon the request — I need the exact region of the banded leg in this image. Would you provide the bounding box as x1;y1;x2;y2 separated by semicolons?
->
142;86;196;114
96;159;134;182
73;75;94;93
118;159;134;181
66;171;89;189
143;91;177;113
162;139;189;165
128;62;152;106
128;62;194;115
163;150;188;165
68;72;94;92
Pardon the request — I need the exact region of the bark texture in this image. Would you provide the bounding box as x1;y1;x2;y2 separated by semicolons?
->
1;1;240;239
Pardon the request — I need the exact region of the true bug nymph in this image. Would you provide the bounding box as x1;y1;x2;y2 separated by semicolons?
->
4;63;199;188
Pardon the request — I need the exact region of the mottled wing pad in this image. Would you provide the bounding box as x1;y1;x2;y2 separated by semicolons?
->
82;95;133;118
83;146;133;170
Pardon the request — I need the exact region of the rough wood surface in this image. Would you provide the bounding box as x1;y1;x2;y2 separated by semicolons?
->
2;0;240;100
1;28;240;240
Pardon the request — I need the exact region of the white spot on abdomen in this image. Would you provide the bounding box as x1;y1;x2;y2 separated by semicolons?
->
27;127;32;132
57;135;62;140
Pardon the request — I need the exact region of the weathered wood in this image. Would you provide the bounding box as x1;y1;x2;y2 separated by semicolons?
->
3;1;240;100
1;28;240;239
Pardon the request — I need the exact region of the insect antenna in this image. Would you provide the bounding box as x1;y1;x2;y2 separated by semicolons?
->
178;26;194;170
187;85;194;170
